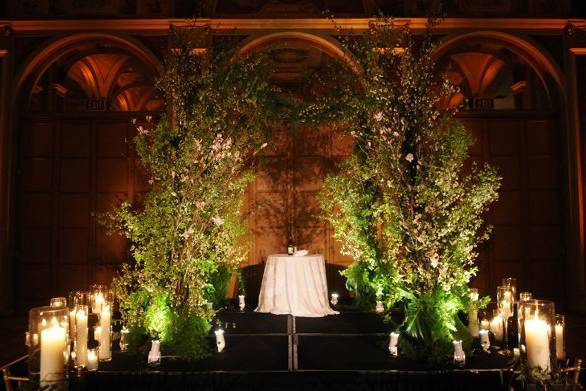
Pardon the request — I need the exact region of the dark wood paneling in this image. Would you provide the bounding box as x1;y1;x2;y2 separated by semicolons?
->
15;117;137;311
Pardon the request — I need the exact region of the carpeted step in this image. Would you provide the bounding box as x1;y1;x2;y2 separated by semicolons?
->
295;311;389;334
213;310;289;335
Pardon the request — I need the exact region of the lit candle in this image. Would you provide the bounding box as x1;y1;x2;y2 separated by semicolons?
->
215;329;226;353
375;301;384;313
99;304;111;361
555;317;565;361
40;317;67;386
453;340;465;365
147;340;161;366
75;308;88;368
93;292;105;314
330;293;339;306
69;308;77;339
388;332;399;357
94;326;101;344
238;295;245;311
525;311;551;372
490;315;504;342
479;329;490;351
480;319;490;331
87;349;98;372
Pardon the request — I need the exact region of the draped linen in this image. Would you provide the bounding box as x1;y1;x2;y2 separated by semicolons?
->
255;254;339;317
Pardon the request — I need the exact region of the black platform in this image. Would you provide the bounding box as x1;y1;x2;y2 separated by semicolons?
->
65;308;515;391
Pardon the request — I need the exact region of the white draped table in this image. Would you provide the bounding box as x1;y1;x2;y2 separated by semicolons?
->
255;254;339;317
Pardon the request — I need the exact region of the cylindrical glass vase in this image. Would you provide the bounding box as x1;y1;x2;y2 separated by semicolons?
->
555;314;566;361
90;284;110;314
519;299;557;375
28;306;69;390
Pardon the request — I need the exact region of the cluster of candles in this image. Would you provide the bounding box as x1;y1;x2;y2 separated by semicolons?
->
469;277;566;374
26;285;114;387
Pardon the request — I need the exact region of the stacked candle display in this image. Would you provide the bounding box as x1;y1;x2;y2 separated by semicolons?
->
28;306;69;389
90;284;112;361
520;299;556;374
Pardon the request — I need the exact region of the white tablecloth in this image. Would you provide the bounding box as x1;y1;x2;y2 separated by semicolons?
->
255;254;339;317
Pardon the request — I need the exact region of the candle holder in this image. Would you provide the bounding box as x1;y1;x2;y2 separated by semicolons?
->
453;340;466;366
555;314;566;361
238;295;246;311
97;303;112;362
73;305;89;369
517;292;533;353
147;340;161;366
50;297;67;308
388;332;399;357
330;293;339;306
479;329;490;352
375;301;384;313
86;348;99;372
519;299;557;377
119;327;129;352
90;284;111;314
490;308;504;346
215;329;226;353
502;277;517;300
28;306;69;390
497;285;514;355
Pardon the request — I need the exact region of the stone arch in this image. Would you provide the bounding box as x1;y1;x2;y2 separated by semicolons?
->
433;31;564;104
14;32;163;109
238;31;360;74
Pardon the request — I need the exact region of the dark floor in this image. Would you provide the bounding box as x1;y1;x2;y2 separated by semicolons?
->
1;304;585;390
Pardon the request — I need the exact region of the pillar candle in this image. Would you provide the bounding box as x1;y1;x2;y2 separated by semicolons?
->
68;309;77;339
525;316;551;372
87;349;98;371
480;319;490;330
375;301;384;313
215;329;226;353
40;317;67;386
99;304;111;361
75;309;88;368
388;332;399;357
330;293;339;306
238;295;245;311
555;323;566;360
92;293;105;314
490;315;504;342
479;329;490;351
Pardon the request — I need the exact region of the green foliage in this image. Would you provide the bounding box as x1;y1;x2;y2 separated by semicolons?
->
313;18;501;364
108;26;279;359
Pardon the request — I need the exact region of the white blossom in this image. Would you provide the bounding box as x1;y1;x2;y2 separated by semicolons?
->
212;215;224;226
405;153;414;162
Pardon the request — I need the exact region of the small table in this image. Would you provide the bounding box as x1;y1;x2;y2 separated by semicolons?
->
255;254;339;317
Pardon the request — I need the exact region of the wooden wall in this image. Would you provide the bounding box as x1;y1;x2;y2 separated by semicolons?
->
14;113;566;310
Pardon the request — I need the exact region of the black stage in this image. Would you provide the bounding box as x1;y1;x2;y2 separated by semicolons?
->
65;306;515;391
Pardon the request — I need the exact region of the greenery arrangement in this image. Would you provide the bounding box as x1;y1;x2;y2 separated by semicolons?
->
108;27;279;359
310;19;501;364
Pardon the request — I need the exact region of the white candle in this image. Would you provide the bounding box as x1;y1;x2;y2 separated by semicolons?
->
525;314;551;372
238;295;245;311
388;332;399;357
75;308;88;368
40;317;67;386
555;324;566;360
147;340;161;366
93;293;105;314
479;329;490;351
215;329;226;353
453;340;465;364
330;293;339;306
87;349;98;371
99;304;111;361
375;301;384;313
490;315;504;342
480;319;490;331
69;309;77;339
